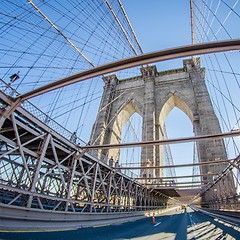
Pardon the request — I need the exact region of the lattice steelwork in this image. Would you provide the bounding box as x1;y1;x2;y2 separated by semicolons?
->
0;83;168;218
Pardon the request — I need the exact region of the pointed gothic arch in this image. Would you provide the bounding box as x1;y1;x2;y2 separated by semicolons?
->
159;94;194;130
159;94;196;178
108;100;143;159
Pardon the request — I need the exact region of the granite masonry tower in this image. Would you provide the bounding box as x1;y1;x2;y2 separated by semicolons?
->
90;58;235;199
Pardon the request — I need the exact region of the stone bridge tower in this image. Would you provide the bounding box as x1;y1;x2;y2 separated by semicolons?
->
90;57;235;198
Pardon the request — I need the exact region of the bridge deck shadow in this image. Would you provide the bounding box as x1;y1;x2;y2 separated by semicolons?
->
0;210;239;240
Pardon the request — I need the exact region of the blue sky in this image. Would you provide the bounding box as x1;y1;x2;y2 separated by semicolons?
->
122;1;192;51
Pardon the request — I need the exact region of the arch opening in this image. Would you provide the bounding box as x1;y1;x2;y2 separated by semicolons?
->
159;95;200;185
119;112;142;177
107;101;142;176
164;107;196;179
159;95;193;129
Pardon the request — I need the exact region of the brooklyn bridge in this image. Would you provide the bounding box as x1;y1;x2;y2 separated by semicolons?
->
0;1;240;239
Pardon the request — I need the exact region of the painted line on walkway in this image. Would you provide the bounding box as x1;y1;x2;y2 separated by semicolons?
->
154;222;161;227
93;224;110;228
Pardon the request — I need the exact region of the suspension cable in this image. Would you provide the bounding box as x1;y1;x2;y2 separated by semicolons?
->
117;0;143;54
104;0;138;55
27;0;93;67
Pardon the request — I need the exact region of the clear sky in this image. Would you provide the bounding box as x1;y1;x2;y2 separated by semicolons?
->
122;1;192;51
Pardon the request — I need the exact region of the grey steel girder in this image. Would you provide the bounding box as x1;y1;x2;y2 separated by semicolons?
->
0;91;168;214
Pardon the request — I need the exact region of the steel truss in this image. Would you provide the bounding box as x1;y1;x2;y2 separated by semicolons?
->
0;90;168;216
196;154;240;210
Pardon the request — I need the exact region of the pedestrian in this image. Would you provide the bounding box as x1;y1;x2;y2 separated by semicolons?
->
70;131;77;143
109;156;113;167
